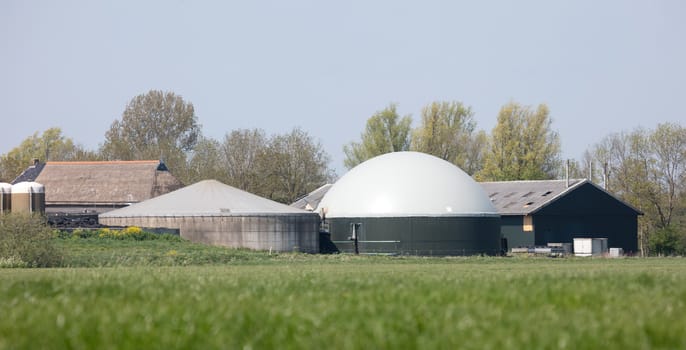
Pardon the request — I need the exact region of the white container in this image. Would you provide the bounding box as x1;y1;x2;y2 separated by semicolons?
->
609;247;623;258
574;238;608;257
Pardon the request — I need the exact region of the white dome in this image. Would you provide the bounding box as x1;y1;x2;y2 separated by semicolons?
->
317;152;498;217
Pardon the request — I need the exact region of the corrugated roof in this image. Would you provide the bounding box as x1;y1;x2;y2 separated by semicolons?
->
100;179;315;217
480;179;585;215
31;160;183;205
291;184;332;211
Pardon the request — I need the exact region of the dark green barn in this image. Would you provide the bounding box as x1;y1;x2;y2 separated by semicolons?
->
480;179;641;254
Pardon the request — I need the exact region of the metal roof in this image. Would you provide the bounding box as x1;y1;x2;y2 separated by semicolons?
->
480;179;642;216
480;179;585;215
291;183;332;211
100;179;314;218
12;162;46;184
316;152;498;218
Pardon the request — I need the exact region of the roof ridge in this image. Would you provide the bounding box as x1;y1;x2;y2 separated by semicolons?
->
47;160;160;165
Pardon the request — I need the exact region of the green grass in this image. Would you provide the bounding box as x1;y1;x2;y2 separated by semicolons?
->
1;239;685;349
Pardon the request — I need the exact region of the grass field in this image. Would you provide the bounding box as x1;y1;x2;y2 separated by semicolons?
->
1;239;685;349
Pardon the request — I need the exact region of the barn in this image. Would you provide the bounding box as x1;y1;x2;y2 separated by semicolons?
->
12;160;183;215
99;179;320;253
480;179;641;253
315;152;502;255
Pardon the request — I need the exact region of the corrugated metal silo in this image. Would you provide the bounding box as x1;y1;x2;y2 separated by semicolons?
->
10;182;45;214
0;183;11;213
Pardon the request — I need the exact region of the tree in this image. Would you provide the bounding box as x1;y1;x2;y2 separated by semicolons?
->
411;101;478;173
343;103;412;169
477;102;561;181
100;90;200;182
185;137;223;184
259;128;334;204
587;123;686;255
219;128;268;194
0;128;97;182
463;130;489;176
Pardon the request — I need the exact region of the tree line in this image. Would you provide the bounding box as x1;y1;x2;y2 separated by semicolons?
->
0;90;683;255
0;90;334;204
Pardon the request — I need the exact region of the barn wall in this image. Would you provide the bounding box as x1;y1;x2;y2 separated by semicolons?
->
533;214;638;253
326;216;501;255
500;216;534;250
99;215;320;253
533;183;640;253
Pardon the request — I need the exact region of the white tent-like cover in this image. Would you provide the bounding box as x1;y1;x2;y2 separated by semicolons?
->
100;180;320;253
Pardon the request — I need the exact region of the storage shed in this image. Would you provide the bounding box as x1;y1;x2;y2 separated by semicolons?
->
481;179;641;254
99;180;320;253
316;152;501;255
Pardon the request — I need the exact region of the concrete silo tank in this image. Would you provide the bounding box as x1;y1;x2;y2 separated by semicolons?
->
316;152;501;255
11;182;45;214
0;183;11;213
99;180;320;253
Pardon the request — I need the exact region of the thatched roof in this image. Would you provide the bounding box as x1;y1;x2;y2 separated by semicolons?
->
32;160;183;206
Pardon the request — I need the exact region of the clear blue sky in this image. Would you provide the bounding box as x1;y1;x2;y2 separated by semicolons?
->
2;0;684;175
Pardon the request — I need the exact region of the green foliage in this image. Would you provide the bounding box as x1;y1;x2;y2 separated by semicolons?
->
411;101;478;173
0;127;98;182
477;102;561;181
648;226;685;256
187;127;334;204
1;259;685;349
260;128;334;203
100;90;201;184
54;238;271;267
0;213;61;267
587;122;686;255
55;227;184;242
343;103;412;169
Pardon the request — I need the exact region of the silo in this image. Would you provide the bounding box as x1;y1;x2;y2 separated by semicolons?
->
11;182;46;214
0;183;11;213
316;152;501;255
99;180;320;253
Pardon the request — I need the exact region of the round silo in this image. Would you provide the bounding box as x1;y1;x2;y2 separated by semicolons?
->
0;183;11;213
11;182;46;214
316;152;501;256
99;180;321;253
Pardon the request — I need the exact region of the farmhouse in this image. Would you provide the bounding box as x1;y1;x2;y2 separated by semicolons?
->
99;179;320;253
315;152;502;255
12;160;183;215
480;179;641;253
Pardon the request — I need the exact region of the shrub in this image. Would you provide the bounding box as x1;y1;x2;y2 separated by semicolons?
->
55;227;184;242
649;226;685;256
0;213;62;267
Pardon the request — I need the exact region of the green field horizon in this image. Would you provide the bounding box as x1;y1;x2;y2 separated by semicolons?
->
1;239;685;349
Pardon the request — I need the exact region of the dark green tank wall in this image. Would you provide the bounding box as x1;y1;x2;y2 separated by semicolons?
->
326;216;501;255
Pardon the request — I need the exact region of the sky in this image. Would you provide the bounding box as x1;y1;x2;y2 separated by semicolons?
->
2;0;684;175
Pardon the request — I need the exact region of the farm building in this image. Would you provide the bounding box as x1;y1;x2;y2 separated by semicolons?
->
12;160;183;215
480;179;641;253
315;152;502;255
99;179;320;253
